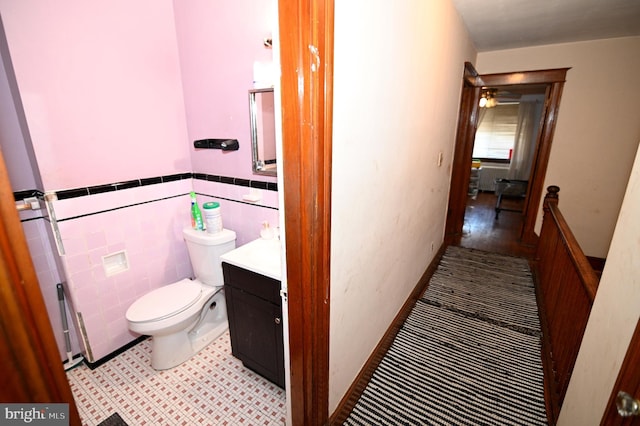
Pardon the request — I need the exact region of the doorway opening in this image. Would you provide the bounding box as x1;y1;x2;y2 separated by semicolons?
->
463;84;547;257
445;62;569;257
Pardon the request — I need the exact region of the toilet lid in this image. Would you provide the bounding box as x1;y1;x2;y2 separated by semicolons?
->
126;279;202;323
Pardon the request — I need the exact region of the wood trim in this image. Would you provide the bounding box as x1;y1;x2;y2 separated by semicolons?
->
529;260;557;424
278;0;334;424
601;318;640;424
462;60;480;86
586;256;606;276
545;204;598;302
533;186;599;424
328;243;448;425
521;80;566;246
0;150;81;424
446;66;569;252
445;63;481;244
480;68;570;87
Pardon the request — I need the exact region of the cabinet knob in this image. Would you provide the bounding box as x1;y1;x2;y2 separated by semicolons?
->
275;317;281;325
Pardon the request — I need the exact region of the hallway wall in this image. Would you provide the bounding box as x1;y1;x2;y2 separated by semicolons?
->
558;144;640;424
329;0;476;412
476;36;640;258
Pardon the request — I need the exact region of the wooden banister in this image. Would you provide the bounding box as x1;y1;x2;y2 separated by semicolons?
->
541;186;599;302
534;186;599;424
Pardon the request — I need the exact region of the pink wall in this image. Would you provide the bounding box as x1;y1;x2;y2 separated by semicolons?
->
53;180;195;361
2;0;281;362
21;215;80;361
173;0;277;182
0;23;39;192
48;178;278;362
0;0;191;191
192;180;279;247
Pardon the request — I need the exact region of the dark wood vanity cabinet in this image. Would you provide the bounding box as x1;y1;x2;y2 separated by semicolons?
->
222;262;284;388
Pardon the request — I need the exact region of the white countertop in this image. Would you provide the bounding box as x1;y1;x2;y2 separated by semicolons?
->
220;237;282;281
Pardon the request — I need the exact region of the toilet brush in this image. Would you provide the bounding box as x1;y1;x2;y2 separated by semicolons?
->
56;283;84;371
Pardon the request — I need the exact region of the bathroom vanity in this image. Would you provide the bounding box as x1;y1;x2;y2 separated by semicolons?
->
220;238;284;388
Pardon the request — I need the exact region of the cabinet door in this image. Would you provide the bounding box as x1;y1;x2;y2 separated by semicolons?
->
226;286;284;388
223;262;280;304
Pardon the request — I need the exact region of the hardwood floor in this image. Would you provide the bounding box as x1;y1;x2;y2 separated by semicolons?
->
459;191;535;258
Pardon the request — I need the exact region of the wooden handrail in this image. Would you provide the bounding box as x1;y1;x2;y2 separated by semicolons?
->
543;188;599;302
534;185;600;424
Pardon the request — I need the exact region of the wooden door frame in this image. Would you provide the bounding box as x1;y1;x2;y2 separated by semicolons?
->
0;150;81;424
445;62;482;241
445;63;569;248
279;0;334;425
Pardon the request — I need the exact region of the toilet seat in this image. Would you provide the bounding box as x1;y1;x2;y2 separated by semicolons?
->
126;279;202;323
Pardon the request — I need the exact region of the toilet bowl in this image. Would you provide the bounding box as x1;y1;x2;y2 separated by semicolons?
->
126;228;236;370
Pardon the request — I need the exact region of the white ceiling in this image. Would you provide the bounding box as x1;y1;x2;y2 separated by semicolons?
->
451;0;640;52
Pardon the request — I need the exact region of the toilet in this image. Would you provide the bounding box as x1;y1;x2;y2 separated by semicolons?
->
126;227;236;370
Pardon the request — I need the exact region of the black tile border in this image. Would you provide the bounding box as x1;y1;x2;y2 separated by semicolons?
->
250;180;269;190
57;187;90;199
84;335;148;370
33;172;278;201
220;176;235;185
193;173;277;191
88;184;116;195
140;176;162;186
13;189;44;202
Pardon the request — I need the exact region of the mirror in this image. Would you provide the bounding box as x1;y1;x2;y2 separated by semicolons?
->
249;88;276;176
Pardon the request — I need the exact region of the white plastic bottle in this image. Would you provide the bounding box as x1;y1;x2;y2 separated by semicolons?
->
203;202;223;234
260;221;274;239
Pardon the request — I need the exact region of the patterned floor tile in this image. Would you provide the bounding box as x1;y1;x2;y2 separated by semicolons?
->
67;332;286;426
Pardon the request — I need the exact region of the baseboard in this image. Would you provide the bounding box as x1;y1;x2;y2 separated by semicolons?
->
586;256;606;276
83;335;148;370
328;243;448;425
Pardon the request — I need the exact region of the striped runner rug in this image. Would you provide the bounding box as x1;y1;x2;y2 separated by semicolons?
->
344;246;547;425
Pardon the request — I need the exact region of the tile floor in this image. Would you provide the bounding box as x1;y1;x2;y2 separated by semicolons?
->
67;332;286;426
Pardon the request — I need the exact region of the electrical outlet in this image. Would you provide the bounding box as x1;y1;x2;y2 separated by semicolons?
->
437;151;443;167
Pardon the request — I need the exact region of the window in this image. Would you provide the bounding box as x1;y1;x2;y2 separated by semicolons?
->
473;103;519;161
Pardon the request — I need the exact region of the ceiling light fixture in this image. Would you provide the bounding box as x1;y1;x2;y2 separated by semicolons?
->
479;88;498;108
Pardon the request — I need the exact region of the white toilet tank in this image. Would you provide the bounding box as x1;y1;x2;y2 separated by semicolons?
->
183;228;236;286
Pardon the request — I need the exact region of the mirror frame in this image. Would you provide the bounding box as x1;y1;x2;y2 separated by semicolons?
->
249;88;277;176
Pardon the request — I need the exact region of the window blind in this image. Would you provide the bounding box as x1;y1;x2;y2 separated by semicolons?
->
473;103;519;160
